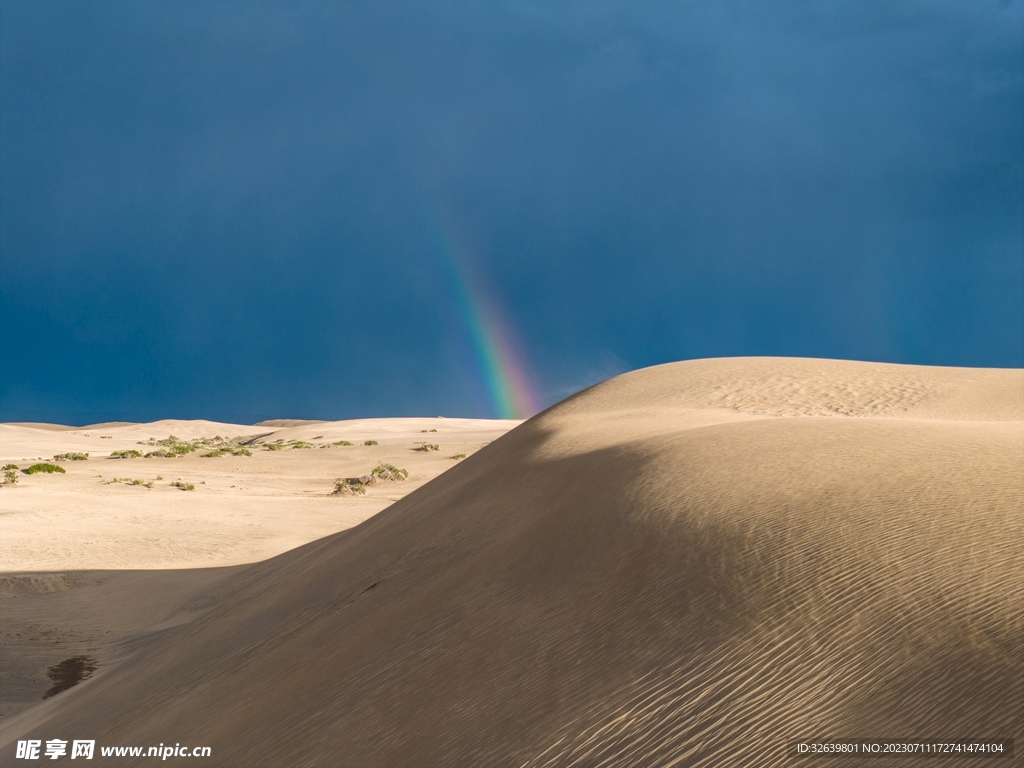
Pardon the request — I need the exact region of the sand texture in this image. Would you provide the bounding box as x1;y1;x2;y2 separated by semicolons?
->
1;358;1021;765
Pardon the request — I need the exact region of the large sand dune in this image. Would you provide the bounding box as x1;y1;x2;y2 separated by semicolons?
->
1;358;1021;765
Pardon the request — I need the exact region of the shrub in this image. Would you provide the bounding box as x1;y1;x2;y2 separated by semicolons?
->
3;463;17;470
429;429;437;433
311;435;323;440
331;440;353;447
371;463;408;482
451;453;466;460
264;443;285;451
110;450;142;459
416;443;439;452
170;481;195;491
54;452;89;461
364;440;378;446
26;463;65;474
289;441;314;449
332;479;366;496
201;447;252;458
2;469;17;486
107;478;153;488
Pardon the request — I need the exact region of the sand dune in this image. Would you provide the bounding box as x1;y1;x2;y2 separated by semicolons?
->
0;416;517;720
1;358;1020;765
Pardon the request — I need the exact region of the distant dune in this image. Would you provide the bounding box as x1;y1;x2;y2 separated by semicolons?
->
253;419;329;427
1;358;1021;766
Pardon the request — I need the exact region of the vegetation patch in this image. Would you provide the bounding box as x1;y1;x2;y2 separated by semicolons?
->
416;443;440;452
451;453;467;460
289;441;314;449
264;443;285;451
201;446;252;457
106;477;154;488
332;479;367;496
110;450;142;459
1;468;17;486
170;480;195;491
3;463;18;470
54;452;89;461
43;656;98;699
26;463;66;474
330;440;353;447
364;439;378;446
138;435;252;458
372;463;409;482
332;463;408;496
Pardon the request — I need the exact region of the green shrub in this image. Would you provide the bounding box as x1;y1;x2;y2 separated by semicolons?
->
201;447;252;458
170;480;195;491
416;443;439;452
331;440;353;447
451;453;466;459
54;452;89;461
26;463;65;474
364;440;378;446
371;463;408;482
289;441;314;449
332;479;366;496
3;463;17;471
264;443;285;451
110;450;142;459
2;469;17;486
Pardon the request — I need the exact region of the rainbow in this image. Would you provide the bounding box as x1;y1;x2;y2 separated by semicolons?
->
430;214;540;420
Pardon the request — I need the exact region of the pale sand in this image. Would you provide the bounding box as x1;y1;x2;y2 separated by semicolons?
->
0;417;518;571
1;358;1021;765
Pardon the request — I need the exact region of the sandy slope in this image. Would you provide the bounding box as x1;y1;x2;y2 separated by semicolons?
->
1;358;1021;766
0;417;516;720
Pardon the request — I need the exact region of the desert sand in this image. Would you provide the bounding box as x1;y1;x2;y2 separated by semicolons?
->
1;358;1021;765
0;417;517;572
0;417;518;719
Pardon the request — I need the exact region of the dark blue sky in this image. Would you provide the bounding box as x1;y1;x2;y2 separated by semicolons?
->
2;0;1022;423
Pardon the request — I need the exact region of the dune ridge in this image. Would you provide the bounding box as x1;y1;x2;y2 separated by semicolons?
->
1;358;1020;766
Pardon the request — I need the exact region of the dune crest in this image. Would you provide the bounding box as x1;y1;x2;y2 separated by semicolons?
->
1;358;1021;766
